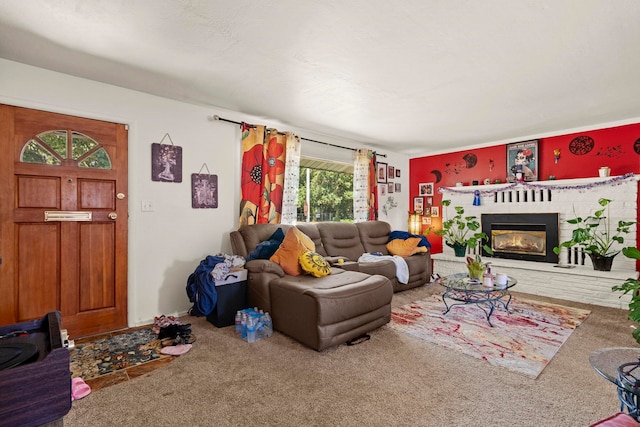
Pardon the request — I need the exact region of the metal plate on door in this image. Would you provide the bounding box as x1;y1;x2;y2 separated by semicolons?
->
44;211;92;222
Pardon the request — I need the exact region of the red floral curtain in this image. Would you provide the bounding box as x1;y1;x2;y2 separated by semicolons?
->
239;124;286;226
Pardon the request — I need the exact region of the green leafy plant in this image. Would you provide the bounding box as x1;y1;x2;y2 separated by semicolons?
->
612;246;640;344
553;198;636;258
435;200;493;254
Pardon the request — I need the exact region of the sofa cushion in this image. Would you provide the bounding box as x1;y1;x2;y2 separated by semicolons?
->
270;227;315;276
356;221;393;254
386;237;422;257
296;224;327;257
237;224;293;257
317;222;366;261
246;228;285;261
299;251;332;277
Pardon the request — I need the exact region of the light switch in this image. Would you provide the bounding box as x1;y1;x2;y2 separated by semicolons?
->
141;200;154;212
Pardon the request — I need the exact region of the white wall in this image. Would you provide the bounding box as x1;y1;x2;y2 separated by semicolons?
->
0;59;409;327
376;151;409;229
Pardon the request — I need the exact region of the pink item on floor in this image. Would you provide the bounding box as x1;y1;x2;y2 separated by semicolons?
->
152;315;182;334
160;344;192;356
71;377;91;401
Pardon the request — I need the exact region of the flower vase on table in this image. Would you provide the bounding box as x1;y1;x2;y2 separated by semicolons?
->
466;255;488;281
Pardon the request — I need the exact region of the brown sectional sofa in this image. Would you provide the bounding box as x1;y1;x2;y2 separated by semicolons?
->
229;221;431;351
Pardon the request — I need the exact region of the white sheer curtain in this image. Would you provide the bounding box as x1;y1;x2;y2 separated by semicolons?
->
353;148;372;222
281;132;301;224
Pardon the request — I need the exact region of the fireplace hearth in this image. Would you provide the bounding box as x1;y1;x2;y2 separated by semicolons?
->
481;213;559;263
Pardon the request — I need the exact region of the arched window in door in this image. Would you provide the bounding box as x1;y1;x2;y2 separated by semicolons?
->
20;129;112;169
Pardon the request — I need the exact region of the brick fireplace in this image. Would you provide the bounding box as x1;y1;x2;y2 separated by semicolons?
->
431;174;639;309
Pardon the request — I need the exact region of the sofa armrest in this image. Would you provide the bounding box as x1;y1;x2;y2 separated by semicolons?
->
244;260;286;313
245;259;285;277
230;230;248;258
358;260;396;278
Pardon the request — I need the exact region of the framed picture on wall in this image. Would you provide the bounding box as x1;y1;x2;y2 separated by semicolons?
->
396;169;401;178
419;182;434;196
422;217;432;225
379;183;387;196
413;196;424;213
191;173;218;208
431;206;440;217
152;143;183;183
395;183;401;193
377;162;388;183
388;183;394;193
506;140;539;182
388;165;395;178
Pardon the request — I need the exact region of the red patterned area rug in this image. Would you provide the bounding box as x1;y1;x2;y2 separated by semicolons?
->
388;295;590;379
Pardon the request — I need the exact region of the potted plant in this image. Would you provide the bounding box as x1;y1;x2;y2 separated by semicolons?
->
553;198;636;271
466;255;491;280
611;247;640;396
435;200;492;257
612;246;640;344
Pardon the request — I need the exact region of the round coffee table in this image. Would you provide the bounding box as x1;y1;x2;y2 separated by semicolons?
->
440;272;517;327
590;347;640;420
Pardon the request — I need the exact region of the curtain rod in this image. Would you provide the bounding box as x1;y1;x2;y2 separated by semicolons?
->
208;115;386;158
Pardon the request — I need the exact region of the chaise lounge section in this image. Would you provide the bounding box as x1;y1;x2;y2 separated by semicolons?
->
229;221;431;350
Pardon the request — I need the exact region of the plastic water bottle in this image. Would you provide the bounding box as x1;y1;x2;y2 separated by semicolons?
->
235;311;242;334
263;313;273;338
241;313;248;340
246;316;257;343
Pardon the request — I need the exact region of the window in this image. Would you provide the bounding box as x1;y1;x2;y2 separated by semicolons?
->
298;157;354;222
20;130;112;169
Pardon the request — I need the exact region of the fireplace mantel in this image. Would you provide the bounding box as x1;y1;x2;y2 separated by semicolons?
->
439;173;639;195
432;174;639;308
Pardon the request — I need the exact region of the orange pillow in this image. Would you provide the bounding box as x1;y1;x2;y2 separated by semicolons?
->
270;227;315;276
386;237;422;257
411;245;428;255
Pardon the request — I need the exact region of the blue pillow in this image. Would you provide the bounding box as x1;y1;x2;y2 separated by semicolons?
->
246;228;285;261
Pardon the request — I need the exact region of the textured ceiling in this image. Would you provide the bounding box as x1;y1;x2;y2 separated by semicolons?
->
1;1;640;156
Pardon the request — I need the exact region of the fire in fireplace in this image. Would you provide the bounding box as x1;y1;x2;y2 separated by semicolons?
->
481;213;559;263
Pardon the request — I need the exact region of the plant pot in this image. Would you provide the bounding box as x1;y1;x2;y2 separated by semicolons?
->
588;252;618;271
446;242;467;257
467;264;486;281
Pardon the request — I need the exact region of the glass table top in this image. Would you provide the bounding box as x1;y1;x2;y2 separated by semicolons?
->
440;272;517;292
590;347;640;385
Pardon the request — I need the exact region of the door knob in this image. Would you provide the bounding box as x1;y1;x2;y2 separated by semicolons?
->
108;212;118;220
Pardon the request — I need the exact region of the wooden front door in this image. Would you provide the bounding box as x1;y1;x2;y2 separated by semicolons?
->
0;105;128;338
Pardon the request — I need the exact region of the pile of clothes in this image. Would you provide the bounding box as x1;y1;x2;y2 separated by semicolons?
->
186;253;245;317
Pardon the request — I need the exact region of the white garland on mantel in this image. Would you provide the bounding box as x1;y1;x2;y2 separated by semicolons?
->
438;173;639;196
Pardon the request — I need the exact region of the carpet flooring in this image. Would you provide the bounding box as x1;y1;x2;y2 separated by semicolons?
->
62;284;637;427
388;294;591;378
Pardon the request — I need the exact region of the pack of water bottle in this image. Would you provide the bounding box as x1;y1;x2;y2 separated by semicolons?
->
235;307;273;343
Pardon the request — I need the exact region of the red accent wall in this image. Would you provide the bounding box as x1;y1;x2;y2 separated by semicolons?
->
410;123;640;255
